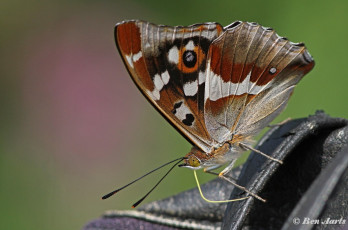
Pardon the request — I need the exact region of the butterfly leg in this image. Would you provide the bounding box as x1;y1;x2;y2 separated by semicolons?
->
205;160;266;202
204;165;237;182
239;142;283;164
216;160;266;202
218;174;266;202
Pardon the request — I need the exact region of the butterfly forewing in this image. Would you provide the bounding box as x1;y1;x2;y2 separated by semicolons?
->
115;20;224;152
204;22;314;142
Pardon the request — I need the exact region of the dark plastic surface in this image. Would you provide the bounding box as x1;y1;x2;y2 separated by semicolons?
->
83;111;348;230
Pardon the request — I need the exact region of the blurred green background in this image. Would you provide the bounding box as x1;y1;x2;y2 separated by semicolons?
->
1;0;347;229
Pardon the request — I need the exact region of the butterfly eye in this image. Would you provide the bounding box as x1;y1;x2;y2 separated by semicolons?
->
183;50;197;68
188;155;201;167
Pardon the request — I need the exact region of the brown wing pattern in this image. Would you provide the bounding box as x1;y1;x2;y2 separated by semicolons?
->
115;20;223;152
204;21;314;143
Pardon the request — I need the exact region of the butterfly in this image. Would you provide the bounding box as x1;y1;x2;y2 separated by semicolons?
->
110;20;314;205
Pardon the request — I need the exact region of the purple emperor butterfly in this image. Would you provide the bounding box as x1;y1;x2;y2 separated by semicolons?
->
104;20;314;206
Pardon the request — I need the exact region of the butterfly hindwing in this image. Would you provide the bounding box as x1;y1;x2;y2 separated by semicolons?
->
204;21;314;142
115;20;224;152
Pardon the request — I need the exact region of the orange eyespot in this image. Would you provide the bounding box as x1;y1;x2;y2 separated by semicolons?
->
188;155;201;167
177;45;205;74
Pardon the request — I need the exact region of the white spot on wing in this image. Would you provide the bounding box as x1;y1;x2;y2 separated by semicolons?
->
132;51;142;62
154;74;164;91
168;46;179;64
125;55;134;68
198;71;205;85
174;101;193;123
207;70;271;101
147;89;160;101
161;71;170;85
183;80;198;96
209;73;222;101
204;60;212;102
150;71;170;100
235;70;252;95
152;90;160;100
185;40;195;51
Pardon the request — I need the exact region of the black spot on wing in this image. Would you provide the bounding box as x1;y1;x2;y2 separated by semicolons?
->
182;113;194;126
171;101;183;115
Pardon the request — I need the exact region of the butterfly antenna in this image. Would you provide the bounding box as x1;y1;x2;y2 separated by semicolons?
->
131;158;183;208
102;157;185;200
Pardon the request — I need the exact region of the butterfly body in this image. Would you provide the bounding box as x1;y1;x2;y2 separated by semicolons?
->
115;20;314;176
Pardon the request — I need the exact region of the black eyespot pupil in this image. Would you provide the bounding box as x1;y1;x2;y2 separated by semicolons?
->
183;51;197;68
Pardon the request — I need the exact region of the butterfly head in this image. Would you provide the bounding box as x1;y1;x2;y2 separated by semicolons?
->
179;146;211;170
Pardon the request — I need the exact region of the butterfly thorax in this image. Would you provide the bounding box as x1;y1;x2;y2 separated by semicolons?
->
182;134;250;170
